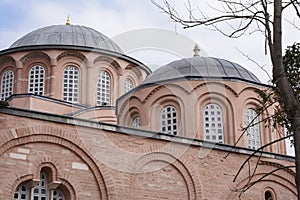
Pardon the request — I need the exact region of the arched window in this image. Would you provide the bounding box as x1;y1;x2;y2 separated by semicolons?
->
265;190;274;200
33;172;48;200
14;184;29;200
204;103;224;143
14;172;65;200
28;65;45;95
161;105;178;135
132;116;141;128
97;70;110;106
63;66;79;103
246;108;260;149
1;69;14;100
124;78;133;93
53;189;65;200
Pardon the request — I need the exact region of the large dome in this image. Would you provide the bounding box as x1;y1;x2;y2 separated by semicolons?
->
9;24;123;53
143;56;260;85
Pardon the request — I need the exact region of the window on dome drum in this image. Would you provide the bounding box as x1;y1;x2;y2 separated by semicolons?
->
63;66;79;103
97;70;110;106
124;78;133;93
14;184;29;200
132;116;141;128
0;69;14;100
161;105;178;135
265;190;274;200
28;65;45;95
246;108;260;150
204;103;224;143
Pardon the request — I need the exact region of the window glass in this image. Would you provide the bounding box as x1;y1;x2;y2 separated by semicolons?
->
97;70;110;106
124;78;133;93
132;116;141;128
246;108;260;149
0;69;14;100
63;66;79;103
204;103;224;143
161;105;177;135
28;65;45;95
14;184;29;200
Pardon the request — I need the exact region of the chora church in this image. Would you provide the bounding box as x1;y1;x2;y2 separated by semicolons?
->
0;18;296;199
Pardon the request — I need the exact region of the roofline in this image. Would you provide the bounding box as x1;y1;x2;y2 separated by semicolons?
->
0;45;152;75
116;75;274;112
0;106;294;163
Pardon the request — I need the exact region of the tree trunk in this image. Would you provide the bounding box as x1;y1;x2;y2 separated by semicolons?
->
272;1;300;199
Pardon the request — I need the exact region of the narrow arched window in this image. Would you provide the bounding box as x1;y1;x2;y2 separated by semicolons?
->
124;78;133;93
1;69;14;100
161;105;178;135
204;103;224;143
33;172;48;200
14;184;29;200
132;116;141;128
97;70;110;106
265;190;274;200
246;108;260;149
28;65;45;95
63;66;79;103
53;189;65;200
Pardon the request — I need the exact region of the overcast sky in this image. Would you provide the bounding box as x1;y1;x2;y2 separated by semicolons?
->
0;0;299;84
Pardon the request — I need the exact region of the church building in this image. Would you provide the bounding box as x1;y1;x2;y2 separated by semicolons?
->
0;19;296;199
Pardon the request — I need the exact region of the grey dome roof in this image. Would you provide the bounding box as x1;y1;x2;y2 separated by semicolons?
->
9;25;123;53
143;57;260;85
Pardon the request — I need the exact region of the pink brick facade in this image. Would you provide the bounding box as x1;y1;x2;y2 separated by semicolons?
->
0;110;296;199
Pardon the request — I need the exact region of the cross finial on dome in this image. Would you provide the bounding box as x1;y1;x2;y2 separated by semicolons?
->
66;14;71;25
193;43;200;57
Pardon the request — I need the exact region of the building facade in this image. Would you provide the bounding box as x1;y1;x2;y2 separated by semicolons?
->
0;22;296;199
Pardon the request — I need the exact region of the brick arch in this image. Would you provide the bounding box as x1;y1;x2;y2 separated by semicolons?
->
130;152;201;200
125;64;142;78
20;51;51;64
229;160;297;199
0;55;16;66
192;82;239;97
56;50;87;63
94;56;121;70
0;125;113;200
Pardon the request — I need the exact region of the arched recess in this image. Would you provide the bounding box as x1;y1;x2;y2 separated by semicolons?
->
0;55;16;67
20;51;51;65
94;56;121;71
124;64;142;81
56;51;87;64
196;91;235;144
0;125;113;200
130;152;201;200
227;160;296;199
192;82;239;97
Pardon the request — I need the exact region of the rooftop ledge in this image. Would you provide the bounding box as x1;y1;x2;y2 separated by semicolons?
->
0;106;295;163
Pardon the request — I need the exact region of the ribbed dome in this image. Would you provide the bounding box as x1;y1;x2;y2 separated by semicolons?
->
143;57;260;85
9;25;123;53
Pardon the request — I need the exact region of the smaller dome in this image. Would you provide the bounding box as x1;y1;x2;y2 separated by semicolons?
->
142;57;260;85
9;25;123;53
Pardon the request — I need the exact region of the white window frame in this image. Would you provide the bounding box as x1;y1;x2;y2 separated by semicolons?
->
28;65;45;95
124;78;133;93
246;108;261;150
14;184;29;200
203;103;224;143
63;66;79;103
97;70;111;106
1;69;14;100
161;105;178;135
